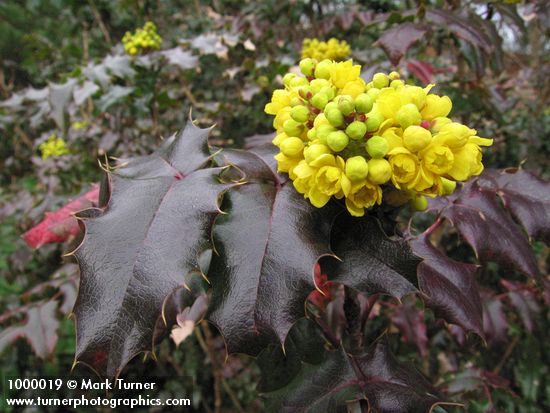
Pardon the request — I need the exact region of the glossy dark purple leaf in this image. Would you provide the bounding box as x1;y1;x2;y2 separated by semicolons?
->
73;122;231;377
374;23;429;65
501;280;540;332
391;298;428;357
481;292;508;343
411;234;483;337
208;148;340;355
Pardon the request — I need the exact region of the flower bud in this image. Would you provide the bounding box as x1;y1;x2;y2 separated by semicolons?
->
345;156;369;181
365;135;389;158
367;88;381;100
290;105;309;123
304;143;330;164
283;73;296;87
314;59;332;79
355;93;374;114
316;124;336;144
345;121;367;140
280;137;304;157
431;117;452;133
299;58;316;76
289;76;309;88
388;71;400;80
365;111;384;132
410;195;428;211
325;108;345;127
319;86;335;100
310;78;330;94
306;128;317;141
390;79;404;89
396;103;421;129
311;93;328;109
327;131;349;152
367;158;392;184
372;73;389;89
403;125;432;152
283;119;303;137
338;95;355;116
441;177;457;195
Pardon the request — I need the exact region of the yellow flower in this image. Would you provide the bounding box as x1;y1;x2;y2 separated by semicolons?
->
265;90;292;115
39;135;70;159
122;21;162;56
315;156;351;198
421;94;452;120
301;38;350;61
388;148;420;189
345;180;382;216
329;60;361;89
340;78;366;98
422;145;454;175
447;143;484;181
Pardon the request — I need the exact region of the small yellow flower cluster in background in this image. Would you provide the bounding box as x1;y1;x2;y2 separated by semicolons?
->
264;58;493;217
301;38;350;61
122;21;162;56
39;135;69;160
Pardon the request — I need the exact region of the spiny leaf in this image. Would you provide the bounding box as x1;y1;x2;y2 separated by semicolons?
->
433;169;547;279
0;301;60;359
73;122;230;377
208;148;340;355
411;234;483;337
374;22;429;65
263;336;446;413
328;214;420;299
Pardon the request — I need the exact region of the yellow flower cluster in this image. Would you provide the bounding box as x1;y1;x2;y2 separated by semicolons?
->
264;58;493;217
39;135;69;160
301;38;350;61
122;22;162;56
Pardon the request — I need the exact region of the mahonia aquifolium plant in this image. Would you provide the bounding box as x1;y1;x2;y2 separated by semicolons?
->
264;58;493;217
122;21;162;56
301;38;351;61
39;134;69;159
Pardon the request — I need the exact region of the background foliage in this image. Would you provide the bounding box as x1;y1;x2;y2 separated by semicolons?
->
1;0;549;411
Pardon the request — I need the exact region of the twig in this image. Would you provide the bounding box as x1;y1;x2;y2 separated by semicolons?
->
196;324;222;413
492;335;520;375
87;0;112;45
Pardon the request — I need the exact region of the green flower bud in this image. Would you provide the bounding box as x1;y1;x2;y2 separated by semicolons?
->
307;128;317;141
290;105;310;123
280;137;304;157
390;79;405;89
402;125;432;152
283;118;303;137
325;108;345;127
327;131;349;152
355;93;374;114
290;97;303;107
345;121;367;140
299;58;316;76
396;103;422;129
320;86;335;100
367;88;381;100
289;76;309;88
441;177;457;195
338;95;355;116
388;71;400;81
365;110;384;132
372;73;389;89
283;73;296;87
304;143;330;164
324;101;339;113
365;135;389;158
410;195;428;211
367;158;392;184
316;124;336;144
314;59;332;80
311;93;328;110
345;156;369;181
310;78;330;94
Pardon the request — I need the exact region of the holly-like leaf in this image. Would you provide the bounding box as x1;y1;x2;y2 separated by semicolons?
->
391;298;428;357
328;214;420;299
263;336;447;413
481;292;508;343
411;234;483;337
374;23;429;65
208;148;340;355
0;301;60;359
72;122;231;377
22;185;100;249
432;169;549;279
